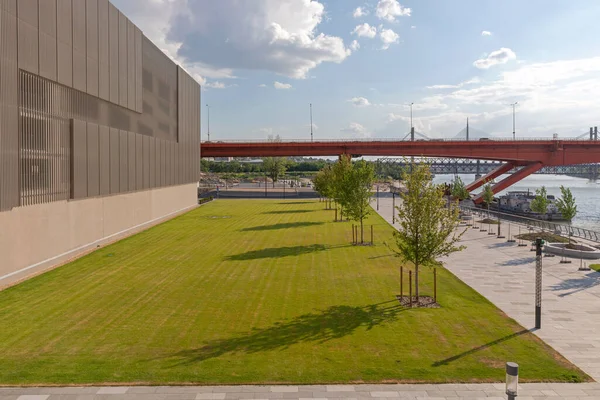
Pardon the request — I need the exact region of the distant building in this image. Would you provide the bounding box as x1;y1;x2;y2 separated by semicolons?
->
0;0;200;285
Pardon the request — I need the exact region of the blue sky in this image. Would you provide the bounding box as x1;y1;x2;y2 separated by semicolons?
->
114;0;600;141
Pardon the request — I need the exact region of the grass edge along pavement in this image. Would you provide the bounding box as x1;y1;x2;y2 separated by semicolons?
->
0;200;589;385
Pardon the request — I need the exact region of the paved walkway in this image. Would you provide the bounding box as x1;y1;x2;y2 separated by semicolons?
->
374;197;600;382
3;382;600;400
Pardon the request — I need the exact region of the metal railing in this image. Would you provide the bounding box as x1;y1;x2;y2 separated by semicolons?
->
459;205;600;243
201;137;597;144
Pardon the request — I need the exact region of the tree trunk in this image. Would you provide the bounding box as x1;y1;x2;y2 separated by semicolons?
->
415;262;419;301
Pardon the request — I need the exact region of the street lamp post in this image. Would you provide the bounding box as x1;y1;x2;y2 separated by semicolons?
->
310;103;314;142
206;104;211;142
511;102;518;140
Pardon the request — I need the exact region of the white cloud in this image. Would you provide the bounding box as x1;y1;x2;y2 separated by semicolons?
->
205;81;237;89
426;77;481;90
352;23;377;39
349;97;371;107
473;48;517;69
341;122;373;138
350;40;360;51
274;81;292;89
411;25;416;29
375;0;411;22
257;127;274;136
481;31;492;36
114;0;351;81
353;7;368;18
380;28;399;49
258;84;267;88
386;56;600;138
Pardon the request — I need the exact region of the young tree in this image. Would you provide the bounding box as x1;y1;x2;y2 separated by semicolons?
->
393;163;466;302
331;155;353;221
451;176;470;201
555;185;577;242
313;165;335;207
344;160;375;244
530;186;550;215
482;183;494;213
262;157;287;188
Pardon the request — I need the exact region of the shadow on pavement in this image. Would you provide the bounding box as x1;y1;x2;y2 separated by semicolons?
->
168;301;405;364
487;242;517;249
499;257;536;266
551;272;600;297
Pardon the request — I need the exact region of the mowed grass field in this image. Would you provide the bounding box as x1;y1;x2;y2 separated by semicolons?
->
0;199;587;385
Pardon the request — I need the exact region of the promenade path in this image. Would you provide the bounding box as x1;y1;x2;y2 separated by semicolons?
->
3;382;600;400
374;197;600;382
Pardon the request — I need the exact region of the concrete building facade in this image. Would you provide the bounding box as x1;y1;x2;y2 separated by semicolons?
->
0;0;200;286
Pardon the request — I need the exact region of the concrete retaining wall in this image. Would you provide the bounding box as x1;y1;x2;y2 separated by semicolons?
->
544;243;600;260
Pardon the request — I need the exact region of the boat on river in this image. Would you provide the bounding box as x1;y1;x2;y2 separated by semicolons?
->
495;190;566;221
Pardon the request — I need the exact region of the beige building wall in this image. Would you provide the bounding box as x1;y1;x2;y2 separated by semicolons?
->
0;0;201;288
0;183;197;288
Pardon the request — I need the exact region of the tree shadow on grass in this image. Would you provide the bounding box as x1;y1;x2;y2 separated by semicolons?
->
241;222;323;232
226;243;353;261
432;329;531;367
263;210;315;214
278;201;313;205
168;301;405;365
550;272;600;297
225;244;328;261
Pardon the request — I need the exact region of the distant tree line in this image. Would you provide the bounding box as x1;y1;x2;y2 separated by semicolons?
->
201;159;330;174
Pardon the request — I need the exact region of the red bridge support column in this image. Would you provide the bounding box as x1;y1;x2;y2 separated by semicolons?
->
466;162;515;192
473;162;544;204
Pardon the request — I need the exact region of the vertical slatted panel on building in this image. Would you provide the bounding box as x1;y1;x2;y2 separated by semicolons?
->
20;72;72;206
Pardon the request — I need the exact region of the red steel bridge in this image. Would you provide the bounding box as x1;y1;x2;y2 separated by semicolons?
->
201;138;600;204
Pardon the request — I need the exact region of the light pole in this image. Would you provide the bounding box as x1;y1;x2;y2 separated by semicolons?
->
310;103;313;142
511;102;518;140
206;104;211;142
410;102;414;131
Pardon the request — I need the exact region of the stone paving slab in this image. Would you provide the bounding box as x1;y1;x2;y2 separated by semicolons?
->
374;198;600;381
2;383;600;399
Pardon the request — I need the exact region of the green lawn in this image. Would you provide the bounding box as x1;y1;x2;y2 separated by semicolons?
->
0;200;587;385
591;264;600;272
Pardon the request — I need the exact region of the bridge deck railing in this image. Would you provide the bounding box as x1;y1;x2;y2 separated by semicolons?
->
459;205;600;243
201;137;597;144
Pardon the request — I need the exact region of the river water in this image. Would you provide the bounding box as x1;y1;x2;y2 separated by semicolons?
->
433;174;600;231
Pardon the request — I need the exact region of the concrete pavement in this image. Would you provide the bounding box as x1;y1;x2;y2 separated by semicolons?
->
3;382;600;400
